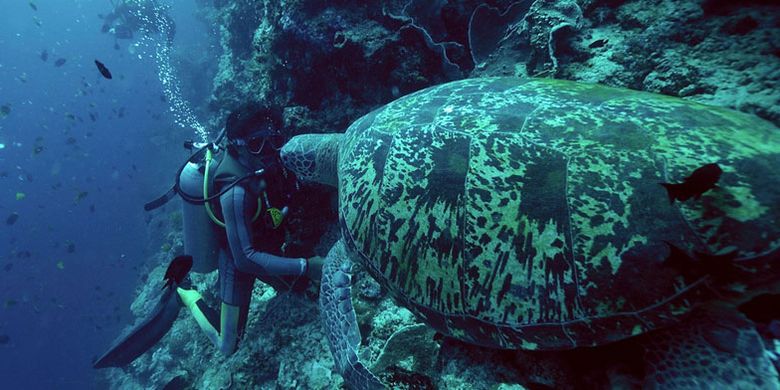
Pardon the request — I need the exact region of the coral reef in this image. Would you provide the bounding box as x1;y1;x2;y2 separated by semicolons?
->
100;0;780;388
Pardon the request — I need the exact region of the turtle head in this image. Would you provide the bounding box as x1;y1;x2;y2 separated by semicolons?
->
280;133;341;187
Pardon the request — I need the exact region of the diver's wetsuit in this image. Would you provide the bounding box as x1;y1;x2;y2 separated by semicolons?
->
179;152;307;355
219;183;306;304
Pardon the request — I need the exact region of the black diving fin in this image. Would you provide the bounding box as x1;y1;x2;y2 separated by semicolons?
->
93;256;193;368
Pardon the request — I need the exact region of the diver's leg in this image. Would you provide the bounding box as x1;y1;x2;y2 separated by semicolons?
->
641;306;779;389
177;253;254;356
177;287;219;345
320;240;385;389
217;252;254;355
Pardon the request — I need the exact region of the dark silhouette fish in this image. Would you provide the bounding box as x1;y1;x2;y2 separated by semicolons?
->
40;49;48;62
29;2;37;11
6;212;19;225
588;39;608;48
94;60;112;79
162;375;190;390
162;255;193;290
54;58;66;67
662;241;738;282
659;163;722;204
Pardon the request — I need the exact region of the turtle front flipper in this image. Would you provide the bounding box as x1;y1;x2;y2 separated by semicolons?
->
320;240;385;390
641;306;779;389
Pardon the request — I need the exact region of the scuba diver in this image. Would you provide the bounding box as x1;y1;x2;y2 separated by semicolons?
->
93;103;324;367
100;0;176;44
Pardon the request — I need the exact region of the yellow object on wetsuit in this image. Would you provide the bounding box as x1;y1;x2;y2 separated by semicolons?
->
266;207;284;229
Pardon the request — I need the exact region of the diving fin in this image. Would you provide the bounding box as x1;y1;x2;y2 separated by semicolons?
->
93;285;183;368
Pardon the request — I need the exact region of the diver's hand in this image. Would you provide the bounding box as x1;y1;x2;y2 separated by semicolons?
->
306;256;325;280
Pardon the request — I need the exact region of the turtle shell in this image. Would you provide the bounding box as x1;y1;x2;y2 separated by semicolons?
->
337;77;780;350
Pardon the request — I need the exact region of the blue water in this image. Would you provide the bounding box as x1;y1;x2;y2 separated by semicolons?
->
0;1;214;388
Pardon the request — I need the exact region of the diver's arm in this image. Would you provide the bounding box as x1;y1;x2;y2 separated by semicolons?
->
220;185;307;277
177;288;241;355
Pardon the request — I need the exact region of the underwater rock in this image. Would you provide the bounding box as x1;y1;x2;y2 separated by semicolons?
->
522;0;583;76
372;324;439;379
642;53;704;96
468;1;534;67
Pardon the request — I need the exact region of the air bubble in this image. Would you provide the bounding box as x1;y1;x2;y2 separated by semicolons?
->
128;0;209;143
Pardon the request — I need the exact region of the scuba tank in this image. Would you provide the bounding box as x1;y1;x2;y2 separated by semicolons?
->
145;129;291;273
179;161;221;273
145;130;265;273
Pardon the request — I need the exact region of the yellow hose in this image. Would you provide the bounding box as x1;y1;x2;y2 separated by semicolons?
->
204;148;262;227
204;148;226;228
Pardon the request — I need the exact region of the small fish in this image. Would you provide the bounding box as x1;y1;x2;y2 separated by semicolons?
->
162;375;189;390
66;241;76;253
54;58;66;67
94;60;112;79
29;2;37;11
56;260;65;270
33;145;44;155
0;104;10;119
40;49;48;62
74;191;88;203
659;163;722;204
162;255;193;290
693;249;739;280
6;212;19;225
113;42;120;50
15;192;25;201
588;39;608;49
662;241;738;281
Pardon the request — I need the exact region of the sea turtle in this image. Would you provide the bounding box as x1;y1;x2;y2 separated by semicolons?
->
280;77;780;389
